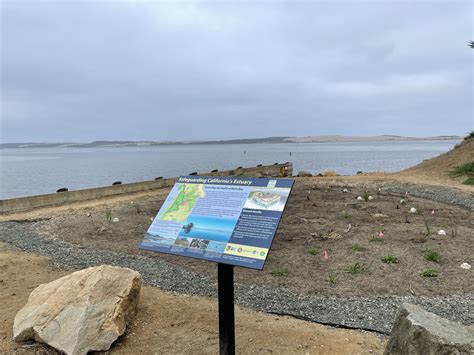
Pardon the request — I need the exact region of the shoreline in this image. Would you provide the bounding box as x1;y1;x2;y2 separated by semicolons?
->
1;137;462;149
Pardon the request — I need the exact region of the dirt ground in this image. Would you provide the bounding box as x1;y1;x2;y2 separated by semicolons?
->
0;244;386;354
11;177;470;298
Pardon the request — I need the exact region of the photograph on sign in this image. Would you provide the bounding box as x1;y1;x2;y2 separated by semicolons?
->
139;176;294;269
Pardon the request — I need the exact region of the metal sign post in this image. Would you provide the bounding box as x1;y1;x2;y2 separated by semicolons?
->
139;176;294;354
217;263;235;355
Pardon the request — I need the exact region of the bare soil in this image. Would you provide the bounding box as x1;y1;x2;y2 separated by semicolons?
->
0;245;386;354
13;178;473;298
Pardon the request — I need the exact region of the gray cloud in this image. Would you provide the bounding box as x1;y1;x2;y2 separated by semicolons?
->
1;0;472;142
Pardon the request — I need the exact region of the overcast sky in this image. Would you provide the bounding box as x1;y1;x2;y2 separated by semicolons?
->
1;0;473;142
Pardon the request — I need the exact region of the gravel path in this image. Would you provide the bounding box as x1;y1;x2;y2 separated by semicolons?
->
378;182;474;210
1;221;473;335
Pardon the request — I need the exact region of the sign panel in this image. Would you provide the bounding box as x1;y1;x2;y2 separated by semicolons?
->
139;176;294;269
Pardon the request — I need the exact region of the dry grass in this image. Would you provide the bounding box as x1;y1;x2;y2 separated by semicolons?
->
323;170;339;177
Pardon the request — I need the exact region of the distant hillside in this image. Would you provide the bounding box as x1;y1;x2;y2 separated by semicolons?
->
1;135;462;149
285;135;461;143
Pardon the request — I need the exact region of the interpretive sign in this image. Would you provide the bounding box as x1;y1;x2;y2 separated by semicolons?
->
139;176;294;270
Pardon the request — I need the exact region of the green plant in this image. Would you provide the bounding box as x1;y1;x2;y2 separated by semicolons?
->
424;249;441;263
270;267;289;277
307;248;319;256
339;210;352;219
133;204;142;214
351;244;366;251
363;190;370;202
423;218;431;235
414;205;424;215
451;225;458;237
449;161;474;178
463;176;474;185
105;208;112;223
327;271;338;284
464;131;474;140
420;269;438;277
345;263;366;274
382;255;399;264
369;236;384;243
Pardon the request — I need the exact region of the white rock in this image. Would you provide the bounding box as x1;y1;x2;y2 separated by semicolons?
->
400;199;406;204
112;217;120;222
409;207;417;213
357;196;364;201
368;196;374;200
13;265;142;355
438;230;447;235
342;188;349;193
460;263;471;270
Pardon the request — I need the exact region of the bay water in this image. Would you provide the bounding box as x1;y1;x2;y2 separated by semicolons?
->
0;140;459;199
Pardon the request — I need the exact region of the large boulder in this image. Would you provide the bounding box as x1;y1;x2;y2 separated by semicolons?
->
13;265;142;355
384;303;474;355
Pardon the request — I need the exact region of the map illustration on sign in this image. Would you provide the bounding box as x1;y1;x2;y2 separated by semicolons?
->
139;176;294;269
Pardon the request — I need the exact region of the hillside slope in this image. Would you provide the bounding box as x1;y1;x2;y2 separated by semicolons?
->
397;138;474;189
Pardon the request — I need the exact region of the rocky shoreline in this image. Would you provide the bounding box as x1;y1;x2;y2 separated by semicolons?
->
1;221;472;335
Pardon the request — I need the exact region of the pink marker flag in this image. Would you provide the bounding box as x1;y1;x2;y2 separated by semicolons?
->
323;249;329;260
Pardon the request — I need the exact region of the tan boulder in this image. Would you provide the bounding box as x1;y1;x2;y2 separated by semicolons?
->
385;303;474;355
13;265;142;355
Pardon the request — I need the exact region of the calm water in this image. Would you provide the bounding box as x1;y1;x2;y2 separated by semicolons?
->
0;140;460;199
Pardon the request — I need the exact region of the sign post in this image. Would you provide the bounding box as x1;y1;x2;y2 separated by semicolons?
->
218;263;235;355
139;175;294;353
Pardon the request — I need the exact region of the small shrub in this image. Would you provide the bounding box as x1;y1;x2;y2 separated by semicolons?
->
351;244;366;251
345;263;366;274
420;269;438;277
449;161;474;178
463;176;474;185
307;248;319;256
323;169;338;177
382;255;399;264
327;271;338;284
451;225;458;237
414;205;424;215
464;131;474;140
363;191;370;202
133;204;142;214
424;249;441;263
105;208;112;224
270;267;289;277
339;210;352;219
369;236;384;243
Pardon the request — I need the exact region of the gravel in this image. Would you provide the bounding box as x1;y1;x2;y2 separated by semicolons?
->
2;221;473;335
377;182;474;210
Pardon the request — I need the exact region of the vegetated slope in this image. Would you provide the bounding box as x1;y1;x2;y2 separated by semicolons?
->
399;138;474;187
